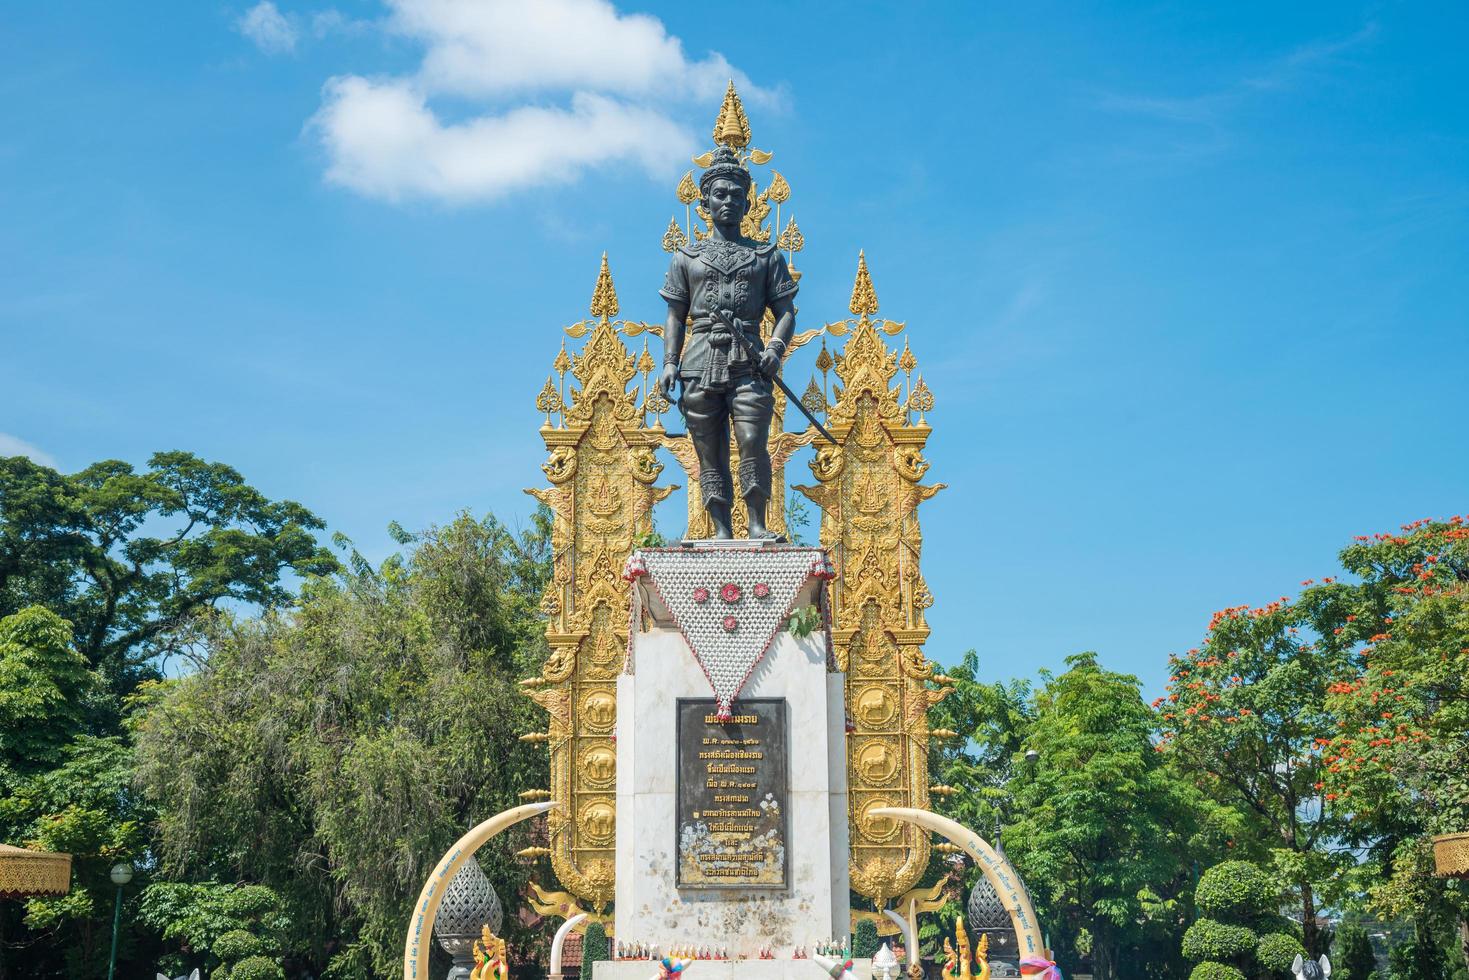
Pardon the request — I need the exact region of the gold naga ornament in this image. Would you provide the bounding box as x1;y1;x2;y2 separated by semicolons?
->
521;82;951;912
469;926;509;980
794;252;952;906
941;919;991;980
521;253;676;909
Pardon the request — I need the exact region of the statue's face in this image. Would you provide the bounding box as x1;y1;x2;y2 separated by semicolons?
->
703;177;749;227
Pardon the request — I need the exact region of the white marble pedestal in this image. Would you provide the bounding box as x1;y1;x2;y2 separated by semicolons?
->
614;555;849;957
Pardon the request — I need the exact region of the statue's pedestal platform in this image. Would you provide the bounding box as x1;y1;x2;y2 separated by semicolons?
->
615;546;848;957
592;960;873;980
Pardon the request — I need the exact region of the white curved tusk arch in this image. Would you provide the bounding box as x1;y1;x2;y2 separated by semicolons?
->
403;802;558;980
551;912;588;976
870;807;1045;960
882;899;919;972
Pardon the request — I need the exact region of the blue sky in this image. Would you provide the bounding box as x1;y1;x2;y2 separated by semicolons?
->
2;1;1465;697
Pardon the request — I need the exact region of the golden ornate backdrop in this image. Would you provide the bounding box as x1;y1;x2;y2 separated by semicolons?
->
520;84;951;911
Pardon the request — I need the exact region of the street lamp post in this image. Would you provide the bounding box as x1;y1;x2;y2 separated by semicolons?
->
107;862;133;980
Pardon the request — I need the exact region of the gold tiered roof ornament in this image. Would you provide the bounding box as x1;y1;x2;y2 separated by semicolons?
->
666;81;800;267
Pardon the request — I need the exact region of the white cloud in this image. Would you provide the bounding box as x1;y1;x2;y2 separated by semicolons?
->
238;1;300;55
306;0;768;205
0;433;58;468
385;0;745;102
315;82;694;202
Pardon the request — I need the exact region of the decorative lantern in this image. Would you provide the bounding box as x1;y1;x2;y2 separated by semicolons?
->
433;860;504;980
967;878;1019;977
1432;832;1469;878
0;843;72;900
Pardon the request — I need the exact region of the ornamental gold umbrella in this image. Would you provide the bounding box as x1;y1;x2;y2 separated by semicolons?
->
0;843;72;899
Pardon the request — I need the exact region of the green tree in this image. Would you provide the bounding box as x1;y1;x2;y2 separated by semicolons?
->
927;650;1034;840
0;734;149;978
582;921;609;969
1002;653;1211;980
0;453;336;695
1315;519;1469;965
0;607;149;979
0;606;100;773
137;882;288;979
1158;583;1360;956
134;512;552;978
1334;922;1379;980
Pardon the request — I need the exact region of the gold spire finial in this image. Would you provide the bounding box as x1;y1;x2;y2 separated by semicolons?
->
589;251;619;319
849;249;879;316
713;80;751;149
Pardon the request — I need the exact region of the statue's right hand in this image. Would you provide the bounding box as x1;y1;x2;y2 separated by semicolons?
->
658;362;679;400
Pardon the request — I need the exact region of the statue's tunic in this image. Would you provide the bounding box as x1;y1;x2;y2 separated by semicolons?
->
659;237;798;390
661;235;798;509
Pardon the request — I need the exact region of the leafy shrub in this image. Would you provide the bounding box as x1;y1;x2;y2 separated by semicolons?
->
583;921;609;966
853;918;880;958
228;955;284;980
213;930;263;962
1195;861;1275;920
1187;963;1247;980
221;886;280;921
1182;920;1256;962
787;604;822;637
1256;933;1306;973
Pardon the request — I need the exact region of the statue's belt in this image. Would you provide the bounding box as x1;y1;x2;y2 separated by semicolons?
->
687;317;761;390
688;316;761;340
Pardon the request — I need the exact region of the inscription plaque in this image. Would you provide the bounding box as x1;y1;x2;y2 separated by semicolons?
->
675;698;789;889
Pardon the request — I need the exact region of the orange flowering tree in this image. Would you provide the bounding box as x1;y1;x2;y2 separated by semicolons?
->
1318;519;1469;957
1160;516;1469;959
1157;569;1365;956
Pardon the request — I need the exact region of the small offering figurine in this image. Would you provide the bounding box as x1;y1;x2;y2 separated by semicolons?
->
1290;954;1332;980
469;926;509;980
813;952;855;980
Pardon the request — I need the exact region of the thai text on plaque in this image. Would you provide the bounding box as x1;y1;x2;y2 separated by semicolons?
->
675;698;789;889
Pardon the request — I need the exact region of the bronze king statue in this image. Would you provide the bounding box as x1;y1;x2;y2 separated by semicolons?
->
657;144;799;540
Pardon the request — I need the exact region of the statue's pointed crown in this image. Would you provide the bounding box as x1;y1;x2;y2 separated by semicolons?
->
690;82;771;193
712;80;751;148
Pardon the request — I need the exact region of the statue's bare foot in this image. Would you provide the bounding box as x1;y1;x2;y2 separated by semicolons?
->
746;521;787;543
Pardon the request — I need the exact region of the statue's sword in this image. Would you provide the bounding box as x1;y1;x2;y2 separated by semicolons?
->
710;307;838;445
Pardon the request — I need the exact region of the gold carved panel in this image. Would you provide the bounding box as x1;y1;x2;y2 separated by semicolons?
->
794;253;950;905
523;255;674;908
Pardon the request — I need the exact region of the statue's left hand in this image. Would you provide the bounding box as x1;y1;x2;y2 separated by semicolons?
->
757;348;781;378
